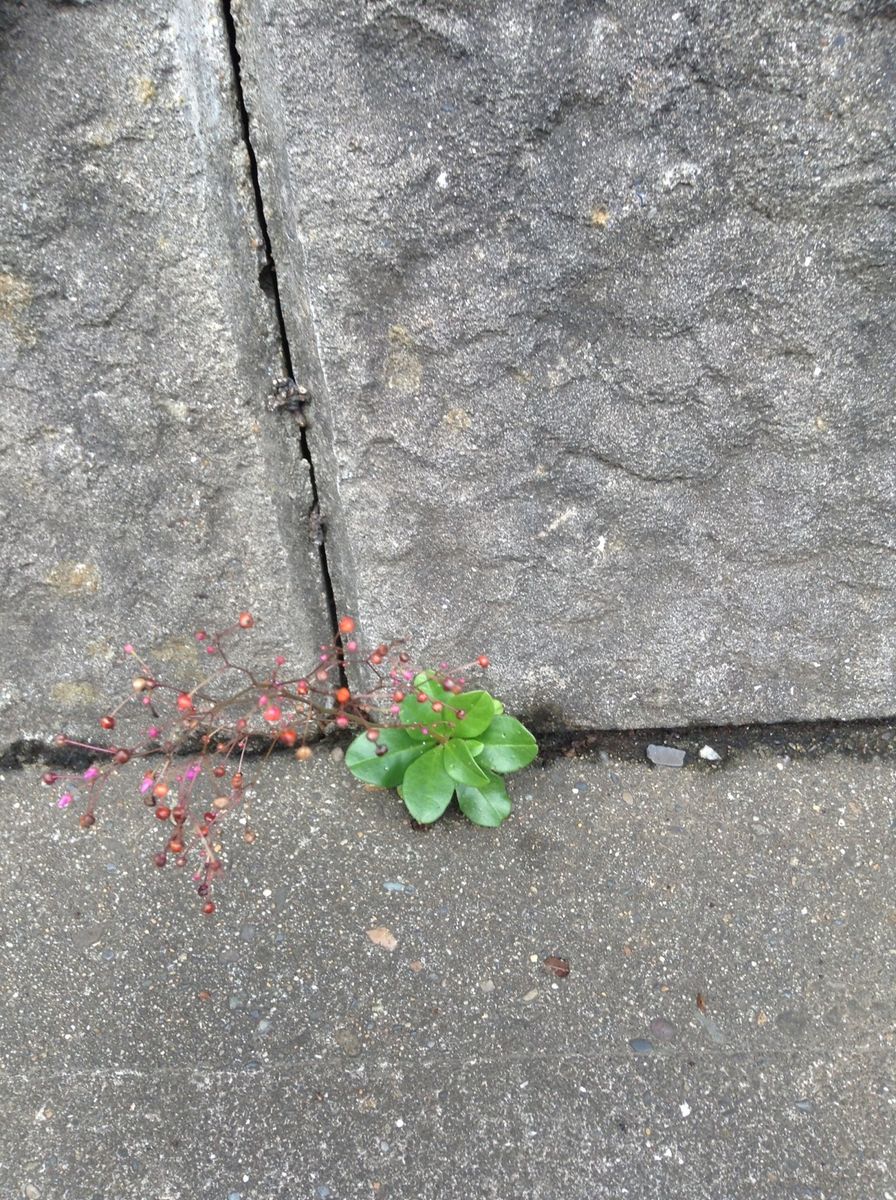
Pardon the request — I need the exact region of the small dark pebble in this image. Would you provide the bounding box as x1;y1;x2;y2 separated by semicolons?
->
648;1017;676;1043
544;955;571;978
628;1038;653;1055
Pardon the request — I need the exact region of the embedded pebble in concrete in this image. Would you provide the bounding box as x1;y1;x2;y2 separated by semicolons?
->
648;1017;677;1043
700;745;723;762
628;1038;653;1055
333;1028;363;1057
696;1011;726;1044
647;745;687;768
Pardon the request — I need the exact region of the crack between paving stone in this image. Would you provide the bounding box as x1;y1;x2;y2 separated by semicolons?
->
219;0;344;681
3;714;896;772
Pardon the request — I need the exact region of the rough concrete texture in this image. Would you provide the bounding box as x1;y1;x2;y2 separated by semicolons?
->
0;748;892;1197
0;0;330;748
234;0;896;729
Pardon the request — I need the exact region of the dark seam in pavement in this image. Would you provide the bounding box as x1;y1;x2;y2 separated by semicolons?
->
3;715;895;771
219;0;344;680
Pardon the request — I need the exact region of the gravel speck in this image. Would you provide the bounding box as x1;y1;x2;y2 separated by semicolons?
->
647;745;686;768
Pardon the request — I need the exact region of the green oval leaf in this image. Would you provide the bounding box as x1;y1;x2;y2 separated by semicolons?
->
450;691;496;739
401;746;455;823
477;715;538;773
443;739;490;787
456;770;512;827
345;727;428;788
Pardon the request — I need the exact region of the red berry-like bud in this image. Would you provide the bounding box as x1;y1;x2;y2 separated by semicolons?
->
231;772;243;788
334;686;351;705
202;901;216;915
456;709;467;720
176;693;193;712
243;828;257;844
392;690;405;703
278;729;297;747
366;728;380;742
477;655;490;668
416;692;429;704
153;782;170;799
153;852;167;868
295;745;312;761
370;654;383;666
431;701;444;713
174;855;187;868
263;704;282;723
79;812;96;829
100;715;116;731
198;825;210;837
213;765;226;777
238;611;254;629
338;615;356;635
399;653;410;663
114;749;131;765
41;772;58;785
172;807;187;824
155;806;171;821
315;668;329;682
297;679;309;695
167;839;184;855
375;744;389;757
197;882;210;896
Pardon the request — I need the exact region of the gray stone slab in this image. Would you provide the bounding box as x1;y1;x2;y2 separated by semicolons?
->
234;0;896;729
0;0;330;748
0;750;892;1196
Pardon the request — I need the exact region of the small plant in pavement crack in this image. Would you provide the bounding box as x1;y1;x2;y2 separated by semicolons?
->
46;614;538;912
344;670;537;826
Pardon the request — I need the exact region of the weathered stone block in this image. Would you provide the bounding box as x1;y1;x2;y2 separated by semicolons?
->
0;0;331;746
235;0;896;727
